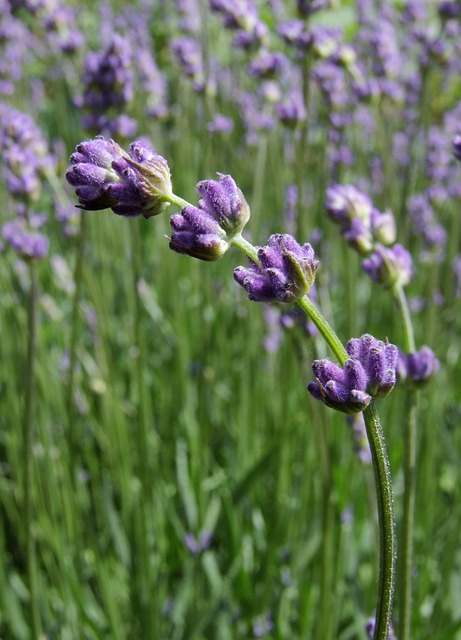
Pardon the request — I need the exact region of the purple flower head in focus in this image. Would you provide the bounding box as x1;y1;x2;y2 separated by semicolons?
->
234;234;319;303
362;243;413;288
397;346;440;387
308;334;398;413
346;334;398;399
66;137;173;218
169;174;250;261
308;358;372;414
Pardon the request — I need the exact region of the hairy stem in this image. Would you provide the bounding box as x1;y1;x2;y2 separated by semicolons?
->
363;402;396;640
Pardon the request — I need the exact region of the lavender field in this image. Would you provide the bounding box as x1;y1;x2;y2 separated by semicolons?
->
1;1;461;639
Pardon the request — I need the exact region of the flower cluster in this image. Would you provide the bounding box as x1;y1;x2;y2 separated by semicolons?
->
234;234;319;303
2;219;48;261
325;184;413;289
397;346;439;387
308;334;398;413
0;103;53;201
66;137;173;218
169;174;250;261
77;33;137;137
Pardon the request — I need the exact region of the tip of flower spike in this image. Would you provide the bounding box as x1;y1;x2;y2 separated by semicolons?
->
66;137;173;218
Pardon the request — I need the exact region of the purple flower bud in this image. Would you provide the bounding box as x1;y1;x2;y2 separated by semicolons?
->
370;209;397;246
207;114;234;134
308;334;398;413
169;173;250;261
346;334;398;398
248;51;286;79
362;244;413;288
308;359;371;414
234;234;319;303
397;346;439;387
169;205;229;261
341;217;374;254
2;219;48;260
196;173;250;236
438;1;461;18
325;184;373;224
66;137;173;218
276;91;307;128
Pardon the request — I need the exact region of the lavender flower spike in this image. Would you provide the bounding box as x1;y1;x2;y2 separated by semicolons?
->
234;234;319;303
308;359;372;414
66;137;173;218
346;334;398;399
169;173;250;261
362;243;413;289
397;346;439;387
308;334;398;412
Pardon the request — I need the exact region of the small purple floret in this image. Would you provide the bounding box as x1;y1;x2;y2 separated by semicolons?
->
234;234;319;303
169;174;250;261
308;334;398;413
397;346;439;387
66;137;172;218
362;243;413;288
346;334;398;398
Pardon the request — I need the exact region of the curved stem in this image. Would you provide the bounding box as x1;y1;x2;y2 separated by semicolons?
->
363;402;396;640
297;295;349;365
165;193;193;209
231;235;349;365
23;260;41;639
230;233;260;263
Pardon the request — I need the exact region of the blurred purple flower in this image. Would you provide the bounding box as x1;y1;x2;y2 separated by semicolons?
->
2;219;48;260
362;244;413;288
397;346;439;387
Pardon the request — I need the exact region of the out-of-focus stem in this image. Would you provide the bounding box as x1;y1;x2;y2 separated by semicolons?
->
66;212;87;456
23;260;41;639
393;284;417;640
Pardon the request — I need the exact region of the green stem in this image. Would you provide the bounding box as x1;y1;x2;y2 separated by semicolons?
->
363;402;396;640
393;284;417;640
231;234;349;365
66;212;87;459
129;224;158;637
230;233;260;263
165;193;192;209
23;260;41;639
297;296;349;365
398;395;417;640
392;285;416;353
